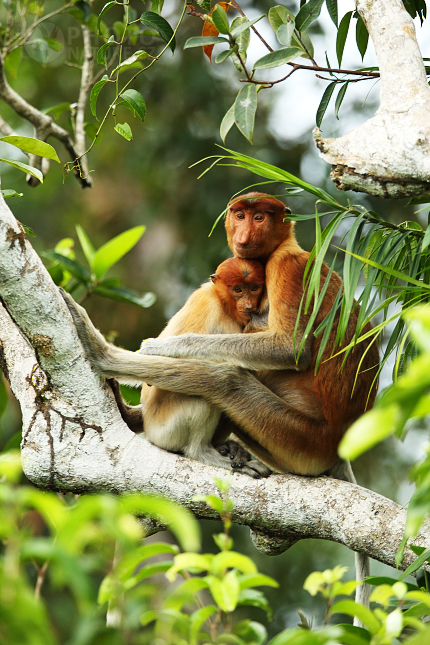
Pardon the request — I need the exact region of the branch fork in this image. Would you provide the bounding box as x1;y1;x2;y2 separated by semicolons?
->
315;0;430;199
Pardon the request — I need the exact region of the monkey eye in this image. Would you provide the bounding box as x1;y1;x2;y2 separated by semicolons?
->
233;286;242;293
236;211;245;219
253;212;264;221
251;285;260;291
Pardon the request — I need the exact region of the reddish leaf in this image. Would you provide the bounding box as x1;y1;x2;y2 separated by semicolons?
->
202;2;230;61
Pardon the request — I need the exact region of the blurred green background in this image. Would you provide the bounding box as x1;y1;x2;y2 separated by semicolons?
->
0;0;426;638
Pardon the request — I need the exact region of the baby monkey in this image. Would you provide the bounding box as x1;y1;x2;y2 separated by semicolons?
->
115;257;270;477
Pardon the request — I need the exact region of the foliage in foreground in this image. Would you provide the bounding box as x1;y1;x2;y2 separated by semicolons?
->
2;457;430;645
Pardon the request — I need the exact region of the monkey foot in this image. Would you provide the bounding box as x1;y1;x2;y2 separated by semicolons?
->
217;440;271;478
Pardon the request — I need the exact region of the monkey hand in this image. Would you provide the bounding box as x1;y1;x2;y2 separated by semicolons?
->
138;334;196;358
217;440;271;479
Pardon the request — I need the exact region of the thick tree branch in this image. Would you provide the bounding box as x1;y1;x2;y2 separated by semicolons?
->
0;194;426;572
315;0;430;199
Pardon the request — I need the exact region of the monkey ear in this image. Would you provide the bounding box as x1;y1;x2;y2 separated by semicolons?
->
285;207;292;214
210;274;219;283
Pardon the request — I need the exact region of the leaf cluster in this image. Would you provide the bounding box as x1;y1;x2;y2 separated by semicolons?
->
43;224;156;308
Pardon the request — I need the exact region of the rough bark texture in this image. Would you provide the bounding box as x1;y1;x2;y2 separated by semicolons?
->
315;0;430;198
0;194;428;570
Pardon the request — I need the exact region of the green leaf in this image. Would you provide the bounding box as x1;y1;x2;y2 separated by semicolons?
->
326;0;338;26
190;606;217;643
234;84;257;143
277;20;295;47
0;371;7;418
254;47;302;70
230;15;264;38
398;548;430;580
195;0;210;9
330;600;380;633
114;122;133;141
44;102;71;120
1;189;23;198
90;75;109;118
215;48;235;64
335;82;349;119
295;0;325;32
316;81;337;127
0;158;43;182
212;551;257;575
97;35;115;68
238;588;273;620
111;50;149;73
93;285;156;308
220;104;235;143
0;136;60;162
211;4;230;35
97;1;117;34
76;225;95;268
233;620;267;645
42;251;91;282
336;11;352;66
184;36;229;49
140;11;176;52
206;571;240;612
230;16;251;70
292;30;314;60
422;224;430;250
338;405;398;460
119;89;146;121
92;226;145;279
356;15;369;60
238;573;279;590
268;5;295;32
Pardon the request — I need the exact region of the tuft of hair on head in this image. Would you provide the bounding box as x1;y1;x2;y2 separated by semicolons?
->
228;192;291;216
214;257;265;287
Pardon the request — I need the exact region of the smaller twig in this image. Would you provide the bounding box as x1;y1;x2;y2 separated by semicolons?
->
75;24;93;180
229;0;273;52
293;30;317;66
34;560;49;600
247;63;380;87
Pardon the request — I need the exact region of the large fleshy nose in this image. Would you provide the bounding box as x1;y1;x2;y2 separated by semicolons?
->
235;225;251;246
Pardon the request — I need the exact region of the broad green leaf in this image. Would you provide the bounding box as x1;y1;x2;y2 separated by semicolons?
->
44;102;71;120
150;0;165;13
295;0;325;32
211;4;230;35
114;543;178;582
237;588;273;620
43;251;91;282
93;285;156;308
336;11;352;66
335;82;348;119
1;189;22;198
230;16;251;70
215;48;235;64
195;0;210;9
220;104;235;143
0;158;43;182
268;5;295;32
398;547;430;580
97;1;117;34
277;20;295;47
230;15;264;38
212;551;257;575
356;15;369;60
97;35;115;68
190;606;217;642
206;570;240;612
184;36;229;49
167;553;213;581
90;75;109;118
316;81;337;127
254;47;302;70
234;84;257;143
92;225;145;279
233;620;267;645
111;50;149;73
0;136;59;162
292;30;314;60
338;405;398;460
330;600;380;633
238;573;279;590
326;0;338;26
120;89;146;121
76;225;95;268
114;122;133;141
140;11;176;52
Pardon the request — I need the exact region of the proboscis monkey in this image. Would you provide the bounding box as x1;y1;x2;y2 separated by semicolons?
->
62;193;379;611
